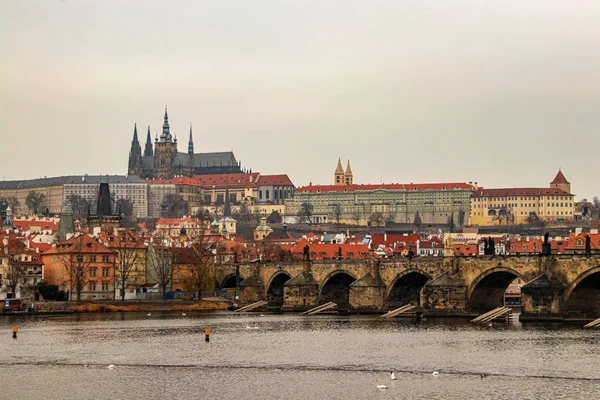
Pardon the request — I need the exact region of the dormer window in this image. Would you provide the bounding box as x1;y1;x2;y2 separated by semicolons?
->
576;238;583;246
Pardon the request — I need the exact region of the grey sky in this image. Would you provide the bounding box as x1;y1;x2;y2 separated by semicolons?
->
1;0;598;199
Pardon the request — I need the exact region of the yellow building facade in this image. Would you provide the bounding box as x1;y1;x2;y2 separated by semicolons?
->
469;171;574;226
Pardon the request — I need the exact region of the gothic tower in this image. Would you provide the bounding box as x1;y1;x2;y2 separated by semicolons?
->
153;106;179;179
144;125;153;157
127;123;143;176
188;124;194;155
334;158;345;185
345;160;353;185
550;169;571;193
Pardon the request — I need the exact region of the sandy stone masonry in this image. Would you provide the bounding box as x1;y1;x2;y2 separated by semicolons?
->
214;255;600;320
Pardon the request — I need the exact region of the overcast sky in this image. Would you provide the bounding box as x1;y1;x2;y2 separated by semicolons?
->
1;1;598;199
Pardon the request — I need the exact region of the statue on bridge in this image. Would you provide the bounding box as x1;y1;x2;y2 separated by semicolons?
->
586;235;592;255
542;232;551;256
303;244;310;261
483;237;495;256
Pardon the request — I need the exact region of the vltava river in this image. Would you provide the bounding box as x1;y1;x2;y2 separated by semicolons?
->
1;312;599;399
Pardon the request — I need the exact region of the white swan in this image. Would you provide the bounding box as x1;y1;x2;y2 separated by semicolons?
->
391;371;397;380
147;313;151;316
432;371;439;375
108;365;115;369
376;380;387;390
182;313;186;316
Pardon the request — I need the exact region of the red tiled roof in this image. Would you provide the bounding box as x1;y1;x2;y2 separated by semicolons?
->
256;174;294;186
550;170;570;184
452;243;479;256
12;220;59;232
297;182;472;194
471;188;573;198
507;238;543;254
193;173;260;188
371;234;419;249
291;238;372;260
146;177;202;186
565;232;600;251
43;234;113;255
420;237;444;249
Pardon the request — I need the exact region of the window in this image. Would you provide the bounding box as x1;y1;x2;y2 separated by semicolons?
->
266;190;270;199
101;282;109;292
259;190;263;200
102;255;110;263
89;282;96;291
102;268;110;277
89;268;97;277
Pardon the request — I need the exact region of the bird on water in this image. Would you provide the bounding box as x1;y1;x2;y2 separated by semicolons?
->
376;380;388;390
391;372;397;380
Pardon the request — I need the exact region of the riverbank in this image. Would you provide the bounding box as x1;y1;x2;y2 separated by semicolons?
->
22;298;231;314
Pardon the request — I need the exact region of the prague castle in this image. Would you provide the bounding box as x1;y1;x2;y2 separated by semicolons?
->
127;107;242;179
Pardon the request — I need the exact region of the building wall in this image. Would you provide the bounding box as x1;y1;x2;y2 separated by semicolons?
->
0;185;64;215
284;188;471;226
63;182;148;218
148;184;177;218
469;194;574;226
42;251;116;300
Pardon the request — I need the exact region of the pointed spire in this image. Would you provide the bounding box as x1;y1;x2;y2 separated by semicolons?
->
144;126;153;156
160;105;171;142
335;158;344;174
188;123;194;155
224;183;231;217
132;123;139;143
345;159;352;175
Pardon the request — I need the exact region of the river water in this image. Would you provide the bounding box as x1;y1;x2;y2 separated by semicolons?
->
1;311;599;399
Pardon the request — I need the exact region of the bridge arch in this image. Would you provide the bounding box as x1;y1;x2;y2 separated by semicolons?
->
318;269;357;312
265;271;292;310
467;266;523;312
563;265;600;317
220;274;243;290
386;269;432;307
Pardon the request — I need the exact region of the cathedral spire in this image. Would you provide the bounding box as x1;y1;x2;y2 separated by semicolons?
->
160;105;172;142
188;123;194;155
132;123;139;143
223;183;231;218
144;126;153;156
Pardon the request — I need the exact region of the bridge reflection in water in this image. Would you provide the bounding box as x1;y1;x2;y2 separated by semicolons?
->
216;255;600;321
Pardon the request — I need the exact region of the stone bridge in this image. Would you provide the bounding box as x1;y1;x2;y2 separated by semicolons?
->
214;254;600;320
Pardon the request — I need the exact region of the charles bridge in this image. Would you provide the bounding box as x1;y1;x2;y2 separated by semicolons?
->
214;254;600;320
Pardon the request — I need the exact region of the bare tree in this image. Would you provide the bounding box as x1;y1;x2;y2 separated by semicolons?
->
0;196;20;212
331;203;342;228
116;198;134;217
413;210;422;230
188;237;216;299
369;212;384;227
162;194;188;218
148;243;175;297
4;254;27;298
65;194;89;219
593;196;600;210
56;235;94;301
25;191;46;214
352;211;362;226
107;231;143;301
297;202;314;224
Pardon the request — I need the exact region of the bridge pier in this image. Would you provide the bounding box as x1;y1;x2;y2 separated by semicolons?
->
238;265;265;304
282;261;319;312
520;274;566;321
422;272;470;316
349;259;386;313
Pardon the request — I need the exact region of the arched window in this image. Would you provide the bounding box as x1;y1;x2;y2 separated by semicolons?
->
279;190;283;200
259;190;263;200
266;190;270;199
